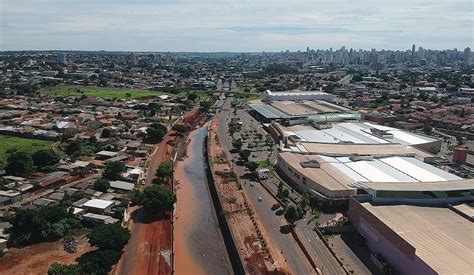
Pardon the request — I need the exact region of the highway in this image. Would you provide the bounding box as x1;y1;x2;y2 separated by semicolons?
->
217;97;347;275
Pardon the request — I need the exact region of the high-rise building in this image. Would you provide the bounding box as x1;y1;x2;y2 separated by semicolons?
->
463;47;471;63
56;53;67;64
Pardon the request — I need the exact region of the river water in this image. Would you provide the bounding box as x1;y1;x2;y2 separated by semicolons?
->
174;125;232;275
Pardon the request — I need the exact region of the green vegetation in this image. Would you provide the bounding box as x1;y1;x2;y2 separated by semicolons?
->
5;151;34;176
284;204;299;225
337;74;353;85
40;85;179;99
156;160;173;181
171;124;188;135
93;178;111;192
103;161;126;180
32;149;61;168
87;223;130;251
49;223;130;275
145;123;167;144
0;135;53;168
48;262;81;275
141;185;176;214
7;205;81;246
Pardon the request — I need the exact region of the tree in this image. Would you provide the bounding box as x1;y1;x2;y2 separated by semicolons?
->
61;129;76;141
277;188;290;201
78;249;122;275
171;124;188;135
93;178;111;192
284;204;299;225
245;161;259;173
187;92;197;101
5;151;33;176
87;223;130;251
103;161;126;180
146;127;166;143
156;160;173;180
48;263;80;275
128;189;143;205
32;149;60;168
199;100;211;111
65;141;82;156
7;206;79;245
141;185;176;213
232;139;243;150
239;149;251;162
101;128;113;138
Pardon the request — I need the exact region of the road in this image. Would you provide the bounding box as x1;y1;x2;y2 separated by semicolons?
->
218;97;347;275
216;98;315;274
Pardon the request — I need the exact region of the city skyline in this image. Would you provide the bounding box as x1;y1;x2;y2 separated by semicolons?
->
1;0;473;52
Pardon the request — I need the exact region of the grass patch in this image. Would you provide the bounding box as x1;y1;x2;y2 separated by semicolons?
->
235;93;262;101
40;85;183;99
337;74;353;85
0;135;54;168
257;159;271;168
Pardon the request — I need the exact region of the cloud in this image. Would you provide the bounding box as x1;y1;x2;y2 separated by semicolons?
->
0;0;472;51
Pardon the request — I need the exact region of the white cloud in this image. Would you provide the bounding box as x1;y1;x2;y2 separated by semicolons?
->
0;0;472;51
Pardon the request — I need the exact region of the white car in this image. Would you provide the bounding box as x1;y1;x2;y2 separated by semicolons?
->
257;196;263;202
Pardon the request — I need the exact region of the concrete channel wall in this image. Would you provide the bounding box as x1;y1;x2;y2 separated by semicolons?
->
203;134;246;275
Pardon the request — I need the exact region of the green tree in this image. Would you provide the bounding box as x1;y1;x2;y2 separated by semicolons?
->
232;139;243;150
103;161;126;180
239;149;251;162
65;141;82;156
5;151;33;176
146;127;166;143
61;129;76;141
141;185;176;213
7;206;79;245
199;100;211;111
156;160;173;180
101;128;113;138
187;92;198;101
93;178;111;192
128;189;143;205
32;149;60;168
77;249;122;275
48;263;80;275
245;161;259;173
171;124;188;135
87;223;130;251
284;204;299;225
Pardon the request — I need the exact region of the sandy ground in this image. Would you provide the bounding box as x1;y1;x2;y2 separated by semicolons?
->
0;235;93;275
174;126;231;275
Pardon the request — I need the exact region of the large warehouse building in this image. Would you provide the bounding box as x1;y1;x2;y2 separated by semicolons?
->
249;90;361;125
348;199;474;274
272;121;471;204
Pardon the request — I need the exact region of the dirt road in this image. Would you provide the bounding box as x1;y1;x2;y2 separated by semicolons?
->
113;135;174;275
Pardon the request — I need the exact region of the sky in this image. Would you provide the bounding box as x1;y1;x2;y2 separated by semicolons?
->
1;0;473;52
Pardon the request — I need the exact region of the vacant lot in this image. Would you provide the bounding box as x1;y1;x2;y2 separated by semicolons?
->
40;86;177;99
0;135;54;168
0;234;93;275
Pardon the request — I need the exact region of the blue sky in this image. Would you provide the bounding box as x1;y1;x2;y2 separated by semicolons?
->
1;0;472;51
